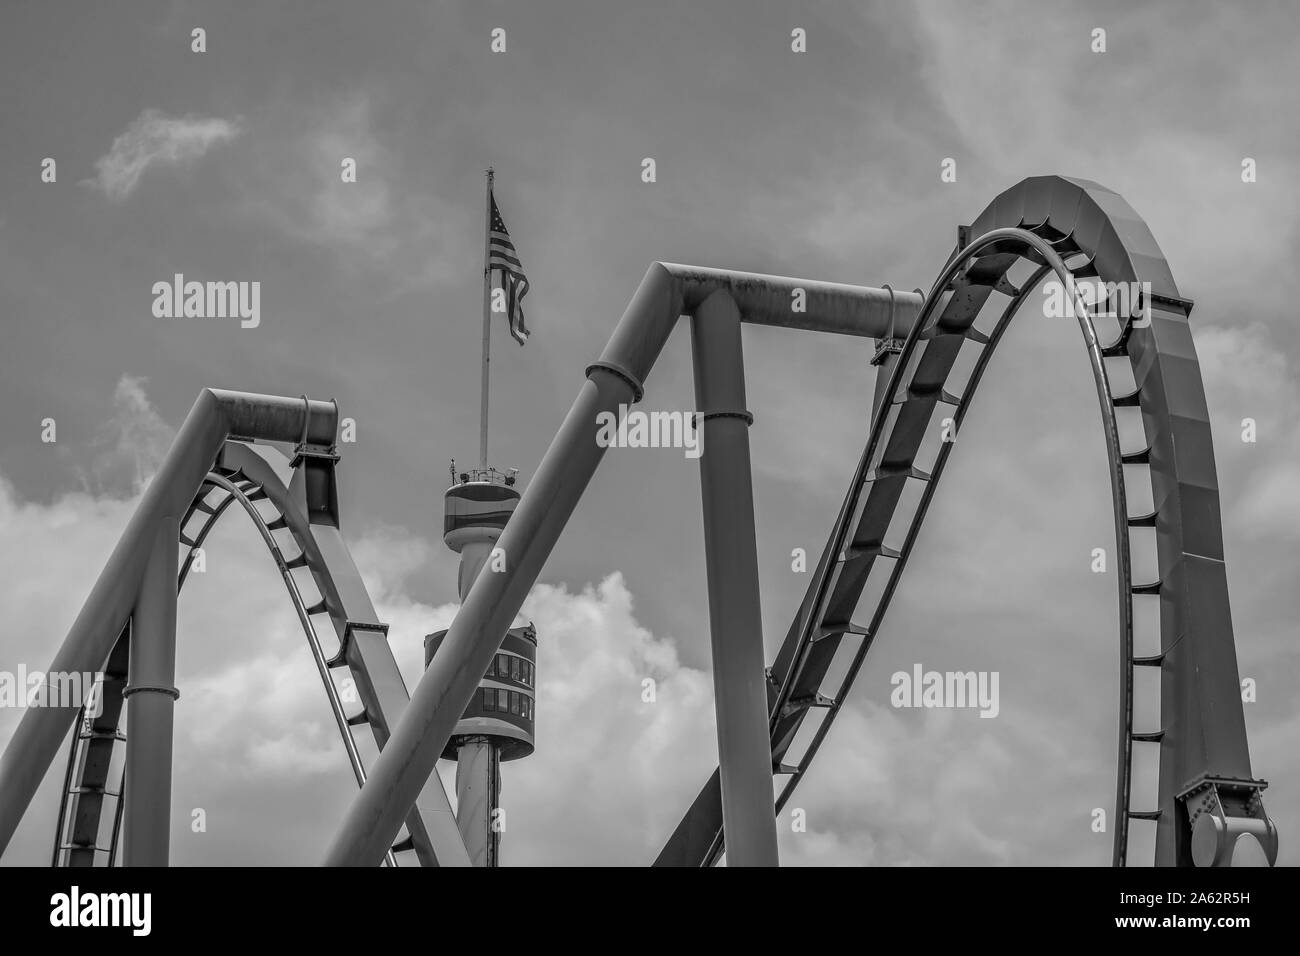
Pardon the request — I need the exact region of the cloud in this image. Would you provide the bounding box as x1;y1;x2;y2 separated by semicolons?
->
2;371;1296;867
1194;324;1300;539
303;97;395;246
68;374;176;498
227;92;460;290
85;109;241;201
0;462;1137;867
1233;462;1300;538
494;574;719;864
777;703;1017;866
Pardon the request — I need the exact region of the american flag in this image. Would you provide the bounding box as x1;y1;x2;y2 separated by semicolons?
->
488;190;531;345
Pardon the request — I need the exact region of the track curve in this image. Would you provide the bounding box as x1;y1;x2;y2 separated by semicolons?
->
54;442;411;866
657;176;1267;868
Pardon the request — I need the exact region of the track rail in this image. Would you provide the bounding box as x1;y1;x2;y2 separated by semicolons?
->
52;441;462;867
657;176;1267;867
32;177;1266;869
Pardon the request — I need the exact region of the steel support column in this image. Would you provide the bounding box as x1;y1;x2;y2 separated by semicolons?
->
0;389;336;857
122;516;180;866
324;368;638;865
325;263;919;866
690;290;778;867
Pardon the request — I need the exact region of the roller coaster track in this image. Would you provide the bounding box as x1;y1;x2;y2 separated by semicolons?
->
51;440;467;867
656;176;1275;868
5;176;1273;869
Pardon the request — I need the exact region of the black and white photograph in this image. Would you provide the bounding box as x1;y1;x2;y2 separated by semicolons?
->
0;0;1295;936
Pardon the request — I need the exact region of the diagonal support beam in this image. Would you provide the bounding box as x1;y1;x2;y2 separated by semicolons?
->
325;263;915;866
0;390;337;857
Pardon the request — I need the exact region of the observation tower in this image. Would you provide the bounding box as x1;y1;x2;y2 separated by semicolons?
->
425;464;537;867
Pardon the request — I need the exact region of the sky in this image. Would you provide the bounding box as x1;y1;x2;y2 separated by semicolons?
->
0;0;1297;866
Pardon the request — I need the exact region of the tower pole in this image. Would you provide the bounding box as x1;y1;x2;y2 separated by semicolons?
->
479;167;494;471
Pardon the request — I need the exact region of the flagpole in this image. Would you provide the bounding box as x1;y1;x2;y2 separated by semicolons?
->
479;167;494;471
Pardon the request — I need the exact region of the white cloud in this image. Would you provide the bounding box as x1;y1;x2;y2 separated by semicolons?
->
778;703;1018;866
1;376;1296;867
85;108;241;201
1194;324;1300;539
85;375;175;495
1232;461;1300;539
498;574;719;864
305;97;394;246
227;92;460;291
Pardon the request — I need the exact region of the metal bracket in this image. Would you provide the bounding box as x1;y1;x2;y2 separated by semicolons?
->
1178;774;1277;866
870;338;905;366
694;409;755;426
870;283;908;367
585;360;645;403
326;621;391;669
290;397;340;469
1149;291;1195;317
121;684;180;701
291;443;340;469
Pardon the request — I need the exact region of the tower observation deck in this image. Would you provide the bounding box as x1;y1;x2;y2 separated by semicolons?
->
425;465;537;866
